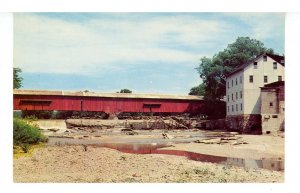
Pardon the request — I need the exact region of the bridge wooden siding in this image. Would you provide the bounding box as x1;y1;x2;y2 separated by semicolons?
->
13;90;204;114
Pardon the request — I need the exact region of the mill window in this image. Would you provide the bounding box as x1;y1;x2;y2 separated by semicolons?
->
263;55;267;62
249;75;253;83
254;62;258;69
264;75;268;83
273;62;277;69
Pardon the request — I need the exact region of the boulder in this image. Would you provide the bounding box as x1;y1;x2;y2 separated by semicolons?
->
220;136;240;140
121;128;134;132
48;128;60;132
125;131;138;135
232;140;248;145
162;133;174;139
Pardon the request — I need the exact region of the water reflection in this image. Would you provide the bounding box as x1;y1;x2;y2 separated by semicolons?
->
93;143;284;171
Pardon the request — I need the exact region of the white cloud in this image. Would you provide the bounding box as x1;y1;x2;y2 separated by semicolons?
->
14;13;225;74
14;13;284;75
223;13;285;40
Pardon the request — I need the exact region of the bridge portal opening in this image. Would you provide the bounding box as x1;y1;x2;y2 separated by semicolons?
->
143;103;161;112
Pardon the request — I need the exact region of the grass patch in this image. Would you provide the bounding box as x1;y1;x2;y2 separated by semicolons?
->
13;143;45;159
13;118;48;157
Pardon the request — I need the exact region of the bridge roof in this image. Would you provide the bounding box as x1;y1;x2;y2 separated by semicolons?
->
13;89;204;101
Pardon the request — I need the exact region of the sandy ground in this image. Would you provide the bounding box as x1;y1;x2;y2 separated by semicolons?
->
14;119;284;183
14;145;283;183
163;134;284;160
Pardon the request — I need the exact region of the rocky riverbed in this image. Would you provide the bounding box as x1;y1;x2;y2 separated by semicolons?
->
13;119;284;183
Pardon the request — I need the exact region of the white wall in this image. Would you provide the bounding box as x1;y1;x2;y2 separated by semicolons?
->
226;71;244;116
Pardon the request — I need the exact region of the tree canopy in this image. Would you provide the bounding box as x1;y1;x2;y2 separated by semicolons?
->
119;89;132;93
195;37;274;100
13;67;23;89
189;83;205;96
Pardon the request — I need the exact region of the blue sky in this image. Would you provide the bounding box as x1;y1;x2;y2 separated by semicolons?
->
14;13;285;95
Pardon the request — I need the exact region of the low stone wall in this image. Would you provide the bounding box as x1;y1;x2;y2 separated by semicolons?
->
226;114;262;134
196;119;226;130
196;115;262;134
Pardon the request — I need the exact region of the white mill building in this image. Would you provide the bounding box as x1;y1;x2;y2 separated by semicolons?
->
225;53;285;133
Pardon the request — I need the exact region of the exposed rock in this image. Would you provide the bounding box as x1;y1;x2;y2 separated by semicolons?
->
162;133;174;139
220;136;240;140
204;138;221;144
49;135;74;139
125;131;138;135
132;173;140;177
121;128;134;132
194;137;246;145
232;140;248;145
194;138;220;144
48;128;60;132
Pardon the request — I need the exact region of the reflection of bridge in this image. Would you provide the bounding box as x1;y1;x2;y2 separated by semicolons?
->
13;90;205;114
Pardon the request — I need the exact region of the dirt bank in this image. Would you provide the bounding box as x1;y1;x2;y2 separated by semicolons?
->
163;134;284;160
14;145;283;183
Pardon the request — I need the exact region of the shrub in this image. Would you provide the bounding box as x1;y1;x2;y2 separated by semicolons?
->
24;115;38;121
21;143;30;153
22;110;52;119
13;110;22;118
13;118;48;146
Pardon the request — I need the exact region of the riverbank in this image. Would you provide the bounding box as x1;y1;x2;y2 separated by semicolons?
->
14;145;283;183
13;119;284;182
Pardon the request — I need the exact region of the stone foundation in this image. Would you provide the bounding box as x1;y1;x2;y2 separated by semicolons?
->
261;114;284;134
226;114;262;134
196;119;226;130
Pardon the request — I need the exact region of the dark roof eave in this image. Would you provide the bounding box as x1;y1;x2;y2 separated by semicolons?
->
226;53;285;78
225;68;243;78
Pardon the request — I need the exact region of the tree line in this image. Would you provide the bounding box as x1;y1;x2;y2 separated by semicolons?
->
189;36;275;101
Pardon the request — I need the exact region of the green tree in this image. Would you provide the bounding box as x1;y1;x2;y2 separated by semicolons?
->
196;37;274;100
189;83;205;96
13;67;23;89
119;89;132;93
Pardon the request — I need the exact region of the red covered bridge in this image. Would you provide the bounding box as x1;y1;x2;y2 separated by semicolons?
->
13;89;205;114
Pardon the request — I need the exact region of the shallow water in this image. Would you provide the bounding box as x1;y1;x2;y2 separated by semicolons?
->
48;137;284;172
90;143;284;172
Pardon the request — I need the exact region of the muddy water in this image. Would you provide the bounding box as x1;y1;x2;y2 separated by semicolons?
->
91;143;284;172
48;137;283;171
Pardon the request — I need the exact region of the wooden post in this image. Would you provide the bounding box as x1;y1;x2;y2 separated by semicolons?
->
80;100;83;129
